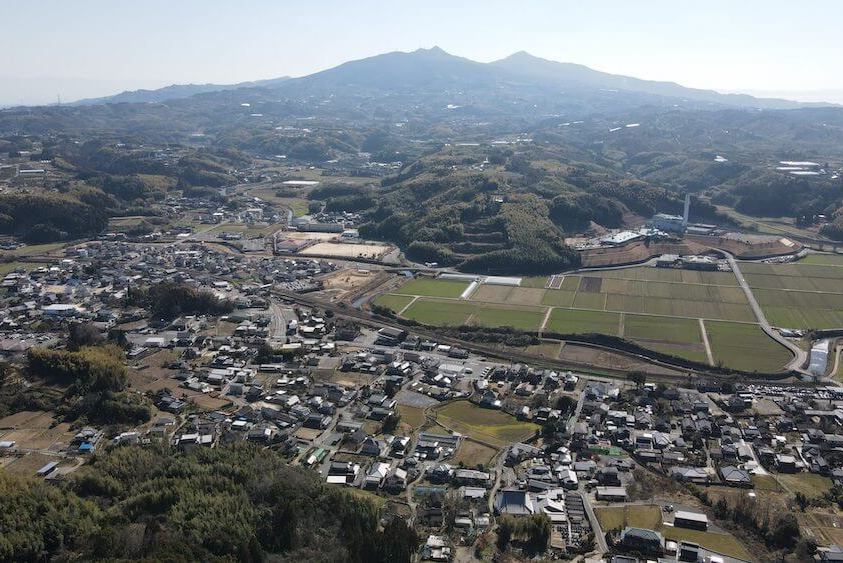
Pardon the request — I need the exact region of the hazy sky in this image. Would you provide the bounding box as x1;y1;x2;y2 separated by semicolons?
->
2;0;842;106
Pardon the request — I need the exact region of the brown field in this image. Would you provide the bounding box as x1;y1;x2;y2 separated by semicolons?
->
299;242;391;259
450;439;498;468
0;411;75;451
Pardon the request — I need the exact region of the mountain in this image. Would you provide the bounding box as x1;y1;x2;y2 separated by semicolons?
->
487;51;818;110
270;47;826;110
70;77;290;106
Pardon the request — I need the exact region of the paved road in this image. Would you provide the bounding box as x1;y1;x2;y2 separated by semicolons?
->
581;493;609;554
725;253;809;374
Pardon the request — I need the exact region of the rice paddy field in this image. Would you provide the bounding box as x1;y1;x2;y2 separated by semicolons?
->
742;257;843;329
375;267;793;371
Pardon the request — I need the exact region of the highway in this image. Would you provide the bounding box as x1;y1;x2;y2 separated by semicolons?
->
724;252;809;375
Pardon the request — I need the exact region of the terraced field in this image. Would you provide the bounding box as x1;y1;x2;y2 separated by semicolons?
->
742;258;843;329
375;269;791;371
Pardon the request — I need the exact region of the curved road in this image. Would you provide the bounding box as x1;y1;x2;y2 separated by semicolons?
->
725;252;809;375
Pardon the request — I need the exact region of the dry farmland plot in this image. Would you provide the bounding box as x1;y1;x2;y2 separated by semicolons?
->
435;400;538;446
299;242;391;259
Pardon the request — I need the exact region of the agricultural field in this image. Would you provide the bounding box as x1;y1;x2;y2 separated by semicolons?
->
742;259;843;329
393;278;470;298
450;439;498;467
434;400;538;447
705;321;793;372
373;293;415;313
595;505;663;531
376;269;792;371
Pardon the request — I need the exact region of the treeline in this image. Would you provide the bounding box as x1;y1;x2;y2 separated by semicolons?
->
0;191;109;242
0;444;418;562
128;282;233;320
26;345;150;425
460;196;580;275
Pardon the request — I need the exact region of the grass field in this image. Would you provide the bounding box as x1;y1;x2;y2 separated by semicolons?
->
435;401;538;447
0;261;34;275
393;278;470;298
662;527;752;561
397;404;426;430
450;439;498;467
706;321;793;372
776;472;833;497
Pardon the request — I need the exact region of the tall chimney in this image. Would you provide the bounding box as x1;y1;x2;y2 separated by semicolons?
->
683;193;691;226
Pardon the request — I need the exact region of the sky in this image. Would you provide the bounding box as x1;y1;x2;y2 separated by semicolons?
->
2;0;842;106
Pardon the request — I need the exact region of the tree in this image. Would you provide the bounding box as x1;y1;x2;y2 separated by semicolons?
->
629;371;647;387
769;513;800;548
68;323;104;351
497;517;513;551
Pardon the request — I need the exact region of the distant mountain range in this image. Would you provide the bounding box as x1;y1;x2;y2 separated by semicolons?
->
71;77;290;106
67;47;833;110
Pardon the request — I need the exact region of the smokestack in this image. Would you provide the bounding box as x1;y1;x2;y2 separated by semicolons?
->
683;193;691;226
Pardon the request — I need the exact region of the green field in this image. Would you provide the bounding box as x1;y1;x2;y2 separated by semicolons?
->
624;315;708;363
520;276;548;288
471;304;545;331
706;321;793;372
741;261;843;329
374;293;415;312
401;298;475;326
800;253;843;266
435;400;538;446
393;278;470;298
545;309;620;335
0;261;35;275
379;271;791;371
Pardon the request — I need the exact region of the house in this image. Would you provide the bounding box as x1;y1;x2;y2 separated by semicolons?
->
776;454;799;473
384;467;408;492
596;486;628;502
364;462;391;489
304;413;331;429
620;527;665;554
673;510;708;531
359;436;386;457
670;466;710;485
719;465;752;487
421;535;451;562
494;489;535;515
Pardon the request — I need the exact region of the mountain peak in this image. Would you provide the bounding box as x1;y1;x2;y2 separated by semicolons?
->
413;45;450;56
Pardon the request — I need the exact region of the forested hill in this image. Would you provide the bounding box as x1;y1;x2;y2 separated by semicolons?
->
0;444;418;562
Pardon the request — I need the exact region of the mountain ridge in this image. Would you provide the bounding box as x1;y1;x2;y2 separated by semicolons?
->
64;47;835;110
